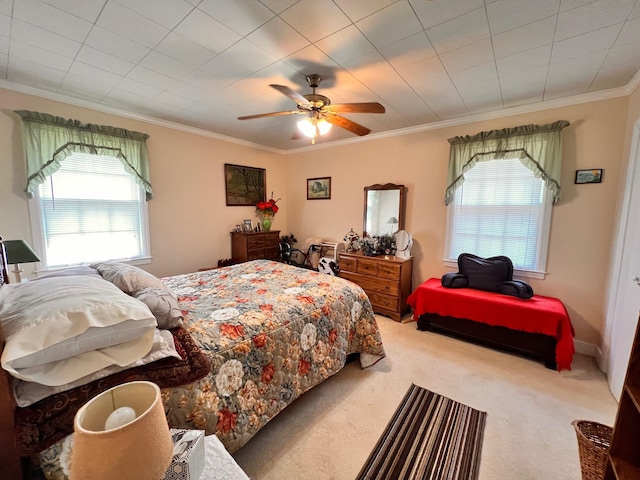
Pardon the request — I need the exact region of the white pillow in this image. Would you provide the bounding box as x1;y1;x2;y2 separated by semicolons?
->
0;275;157;386
12;329;181;407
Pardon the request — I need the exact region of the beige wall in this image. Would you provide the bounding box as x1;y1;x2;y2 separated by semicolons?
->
0;88;287;278
0;87;632;348
285;98;630;347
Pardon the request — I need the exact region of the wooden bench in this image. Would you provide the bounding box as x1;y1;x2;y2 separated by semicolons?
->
407;278;575;371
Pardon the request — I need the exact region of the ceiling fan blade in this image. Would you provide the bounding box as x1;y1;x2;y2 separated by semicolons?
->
238;111;300;120
329;102;386;114
325;115;371;136
269;84;311;106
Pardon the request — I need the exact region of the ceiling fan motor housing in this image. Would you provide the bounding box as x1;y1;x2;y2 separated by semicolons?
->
302;93;331;109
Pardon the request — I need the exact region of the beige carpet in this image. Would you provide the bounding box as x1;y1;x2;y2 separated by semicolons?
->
232;316;618;480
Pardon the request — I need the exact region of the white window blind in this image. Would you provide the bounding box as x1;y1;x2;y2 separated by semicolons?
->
446;158;552;273
33;153;149;269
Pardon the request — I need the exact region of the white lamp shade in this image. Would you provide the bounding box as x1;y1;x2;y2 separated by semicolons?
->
70;381;173;480
316;118;332;135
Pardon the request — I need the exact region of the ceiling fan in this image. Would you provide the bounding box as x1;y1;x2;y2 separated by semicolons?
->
237;74;385;144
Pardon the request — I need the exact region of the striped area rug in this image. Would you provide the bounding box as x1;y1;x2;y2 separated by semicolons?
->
356;383;486;480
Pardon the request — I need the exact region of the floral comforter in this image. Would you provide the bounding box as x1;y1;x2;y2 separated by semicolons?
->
40;260;385;477
160;260;385;453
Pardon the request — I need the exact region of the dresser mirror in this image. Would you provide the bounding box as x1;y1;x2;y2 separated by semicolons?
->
363;183;405;238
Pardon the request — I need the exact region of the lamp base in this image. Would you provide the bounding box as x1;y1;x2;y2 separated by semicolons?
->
11;264;23;283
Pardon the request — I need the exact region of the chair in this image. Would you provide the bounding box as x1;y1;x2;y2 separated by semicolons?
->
441;253;534;299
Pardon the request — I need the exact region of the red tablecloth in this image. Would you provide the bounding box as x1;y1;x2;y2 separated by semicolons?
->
407;278;575;371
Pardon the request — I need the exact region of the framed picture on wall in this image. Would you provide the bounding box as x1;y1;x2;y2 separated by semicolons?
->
307;177;331;200
225;163;267;206
575;169;603;184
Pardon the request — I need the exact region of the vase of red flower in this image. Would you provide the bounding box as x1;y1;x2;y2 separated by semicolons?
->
256;196;280;231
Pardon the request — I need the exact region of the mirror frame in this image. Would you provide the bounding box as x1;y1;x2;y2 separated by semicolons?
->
363;183;406;237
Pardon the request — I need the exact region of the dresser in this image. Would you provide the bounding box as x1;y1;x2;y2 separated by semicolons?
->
231;231;281;263
339;251;412;321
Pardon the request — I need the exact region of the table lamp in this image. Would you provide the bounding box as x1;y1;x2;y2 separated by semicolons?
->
387;216;399;234
70;381;173;480
3;239;40;283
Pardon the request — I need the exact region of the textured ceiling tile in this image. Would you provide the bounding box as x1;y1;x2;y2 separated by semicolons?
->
174;8;242;53
333;0;399;22
357;1;423;49
39;0;105;22
85;26;151;63
492;16;556;59
76;45;135;76
96;1;169;48
246;17;310;59
315;25;376;65
410;0;484;30
555;0;635;41
112;0;194;29
13;0;92;42
426;8;490;55
439;38;495;73
198;0;274;36
487;0;560;36
10;18;81;58
279;0;352;43
379;32;437;69
155;32;218;69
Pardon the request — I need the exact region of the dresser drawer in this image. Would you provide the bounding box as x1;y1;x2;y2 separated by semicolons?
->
367;291;399;311
356;257;379;275
377;262;401;279
247;236;265;248
352;275;397;296
340;256;357;273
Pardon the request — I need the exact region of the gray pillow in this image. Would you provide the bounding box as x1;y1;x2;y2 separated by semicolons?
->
134;287;183;329
91;262;183;329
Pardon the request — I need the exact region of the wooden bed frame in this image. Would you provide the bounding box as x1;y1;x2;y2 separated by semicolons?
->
0;236;23;478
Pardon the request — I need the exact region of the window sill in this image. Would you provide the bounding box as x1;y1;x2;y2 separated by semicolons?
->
36;257;152;277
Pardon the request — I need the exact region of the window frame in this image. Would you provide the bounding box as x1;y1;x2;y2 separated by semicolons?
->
443;159;553;280
28;154;152;274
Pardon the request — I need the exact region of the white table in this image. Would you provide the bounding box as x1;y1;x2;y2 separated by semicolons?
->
201;434;250;480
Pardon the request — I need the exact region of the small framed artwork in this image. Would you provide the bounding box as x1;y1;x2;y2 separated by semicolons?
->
225;163;266;206
243;219;253;232
575;169;603;184
235;224;242;232
307;177;331;200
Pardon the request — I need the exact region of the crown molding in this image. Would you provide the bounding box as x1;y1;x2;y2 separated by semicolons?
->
1;77;634;156
0;80;282;154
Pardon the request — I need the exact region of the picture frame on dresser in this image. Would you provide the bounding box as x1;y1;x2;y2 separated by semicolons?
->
225;164;266;206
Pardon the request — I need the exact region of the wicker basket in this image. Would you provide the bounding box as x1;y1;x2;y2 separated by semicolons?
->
572;420;613;480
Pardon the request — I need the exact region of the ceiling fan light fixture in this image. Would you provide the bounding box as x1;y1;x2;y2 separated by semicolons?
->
297;117;332;139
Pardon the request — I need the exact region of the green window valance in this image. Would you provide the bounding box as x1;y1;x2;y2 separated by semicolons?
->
445;120;570;205
15;110;153;200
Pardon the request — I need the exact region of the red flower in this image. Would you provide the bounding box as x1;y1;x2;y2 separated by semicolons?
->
298;358;310;376
220;323;245;339
256;196;280;216
216;409;237;434
261;362;276;383
253;333;268;348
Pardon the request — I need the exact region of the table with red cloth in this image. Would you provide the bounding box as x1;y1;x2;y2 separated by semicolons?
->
407;278;575;371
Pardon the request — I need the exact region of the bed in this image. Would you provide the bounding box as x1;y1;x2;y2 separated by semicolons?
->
0;240;385;478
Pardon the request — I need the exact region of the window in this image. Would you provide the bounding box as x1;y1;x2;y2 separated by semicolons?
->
30;153;150;270
445;157;553;276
